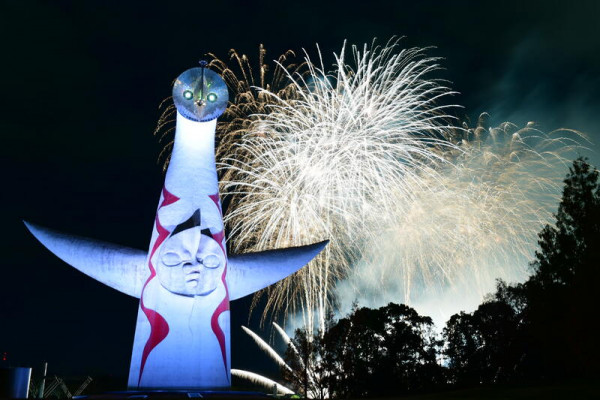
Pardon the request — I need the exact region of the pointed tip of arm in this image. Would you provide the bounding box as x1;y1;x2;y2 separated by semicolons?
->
23;220;148;298
227;240;329;301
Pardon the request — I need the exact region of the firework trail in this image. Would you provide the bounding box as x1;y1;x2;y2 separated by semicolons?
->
242;323;320;397
335;113;586;325
272;322;293;348
231;369;294;394
272;322;306;371
241;325;291;372
219;38;459;333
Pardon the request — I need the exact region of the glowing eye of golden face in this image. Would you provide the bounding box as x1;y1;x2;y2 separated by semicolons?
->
206;93;218;102
183;90;194;100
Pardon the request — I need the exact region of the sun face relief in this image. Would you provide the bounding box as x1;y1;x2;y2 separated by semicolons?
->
154;208;226;297
157;228;225;297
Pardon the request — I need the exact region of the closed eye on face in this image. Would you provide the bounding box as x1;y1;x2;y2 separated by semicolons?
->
162;251;183;267
198;253;221;269
162;251;194;267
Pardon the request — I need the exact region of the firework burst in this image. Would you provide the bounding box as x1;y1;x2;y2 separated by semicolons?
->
220;38;459;332
210;45;306;165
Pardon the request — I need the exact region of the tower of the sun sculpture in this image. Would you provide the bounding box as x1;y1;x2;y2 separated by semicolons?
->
25;63;328;390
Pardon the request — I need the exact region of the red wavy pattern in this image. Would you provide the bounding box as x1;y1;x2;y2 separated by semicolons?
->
138;187;180;386
209;193;230;380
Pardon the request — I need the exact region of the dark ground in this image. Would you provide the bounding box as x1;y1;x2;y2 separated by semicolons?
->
397;381;598;400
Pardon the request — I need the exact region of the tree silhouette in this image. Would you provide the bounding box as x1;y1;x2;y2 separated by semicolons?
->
444;158;600;383
523;157;600;378
284;303;442;398
531;157;600;288
443;289;522;386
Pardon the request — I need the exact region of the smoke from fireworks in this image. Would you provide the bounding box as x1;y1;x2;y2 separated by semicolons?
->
335;114;586;325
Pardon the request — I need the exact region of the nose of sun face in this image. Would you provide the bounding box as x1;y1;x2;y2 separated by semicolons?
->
172;63;228;122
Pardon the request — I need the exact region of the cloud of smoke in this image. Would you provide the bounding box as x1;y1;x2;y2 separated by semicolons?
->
334;117;587;329
468;34;599;161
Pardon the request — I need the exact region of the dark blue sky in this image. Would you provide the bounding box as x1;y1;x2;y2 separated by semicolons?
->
1;0;599;390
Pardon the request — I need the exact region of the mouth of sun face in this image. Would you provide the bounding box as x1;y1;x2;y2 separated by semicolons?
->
183;268;218;296
185;268;200;289
185;271;201;288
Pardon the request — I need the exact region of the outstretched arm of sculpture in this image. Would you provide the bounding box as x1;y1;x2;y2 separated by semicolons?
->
227;240;328;300
24;221;148;297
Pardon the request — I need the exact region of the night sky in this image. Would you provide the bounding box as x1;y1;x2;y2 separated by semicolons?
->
2;0;599;389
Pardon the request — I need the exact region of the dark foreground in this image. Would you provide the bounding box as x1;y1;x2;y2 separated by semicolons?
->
395;381;597;400
0;382;595;400
66;382;600;400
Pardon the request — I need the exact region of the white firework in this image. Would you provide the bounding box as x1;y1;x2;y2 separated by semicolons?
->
220;38;459;333
208;40;589;394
